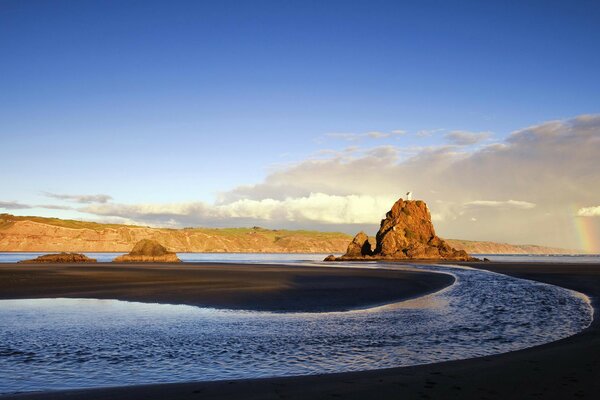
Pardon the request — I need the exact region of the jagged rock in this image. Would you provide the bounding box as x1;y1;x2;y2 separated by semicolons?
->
113;239;181;263
344;231;373;257
18;252;96;263
323;254;337;261
337;198;477;261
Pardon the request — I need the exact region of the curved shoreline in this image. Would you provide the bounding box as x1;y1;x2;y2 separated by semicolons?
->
2;261;599;399
0;262;454;313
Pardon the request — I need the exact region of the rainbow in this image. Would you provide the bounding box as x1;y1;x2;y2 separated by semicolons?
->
573;206;600;254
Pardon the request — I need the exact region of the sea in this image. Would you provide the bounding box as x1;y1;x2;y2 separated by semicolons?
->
0;253;597;395
0;252;599;263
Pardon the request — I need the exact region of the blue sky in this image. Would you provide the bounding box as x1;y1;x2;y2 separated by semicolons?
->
1;1;600;250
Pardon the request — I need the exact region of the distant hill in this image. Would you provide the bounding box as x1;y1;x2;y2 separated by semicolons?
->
445;239;576;255
0;213;578;254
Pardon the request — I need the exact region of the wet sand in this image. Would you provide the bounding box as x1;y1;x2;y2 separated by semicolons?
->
2;261;600;399
0;262;454;312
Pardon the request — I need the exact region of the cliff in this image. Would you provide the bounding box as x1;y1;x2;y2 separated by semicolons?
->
0;213;576;254
445;239;576;255
0;214;350;253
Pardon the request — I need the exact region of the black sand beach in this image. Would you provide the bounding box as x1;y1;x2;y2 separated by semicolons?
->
2;261;600;399
0;262;453;312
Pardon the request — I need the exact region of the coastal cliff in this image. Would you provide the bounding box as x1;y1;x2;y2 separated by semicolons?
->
0;214;349;253
0;213;575;254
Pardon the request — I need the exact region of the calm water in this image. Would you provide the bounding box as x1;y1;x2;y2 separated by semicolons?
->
0;252;332;263
0;261;593;395
0;252;599;263
475;254;600;263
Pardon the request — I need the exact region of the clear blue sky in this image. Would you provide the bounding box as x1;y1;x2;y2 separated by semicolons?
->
1;1;599;246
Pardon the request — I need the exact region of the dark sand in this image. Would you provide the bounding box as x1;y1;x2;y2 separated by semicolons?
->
2;261;600;399
0;262;454;312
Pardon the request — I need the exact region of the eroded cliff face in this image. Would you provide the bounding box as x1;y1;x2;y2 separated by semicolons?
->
0;214;350;253
333;199;476;261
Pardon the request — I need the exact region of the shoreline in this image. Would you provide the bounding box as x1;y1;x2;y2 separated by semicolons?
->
0;262;454;313
2;261;600;399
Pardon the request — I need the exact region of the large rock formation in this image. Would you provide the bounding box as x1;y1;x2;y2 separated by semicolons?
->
327;198;476;261
18;252;97;263
113;239;181;263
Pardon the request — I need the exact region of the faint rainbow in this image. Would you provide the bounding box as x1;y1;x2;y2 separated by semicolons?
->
572;205;599;254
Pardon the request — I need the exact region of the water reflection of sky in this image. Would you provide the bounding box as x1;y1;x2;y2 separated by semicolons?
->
0;263;592;395
1;252;599;263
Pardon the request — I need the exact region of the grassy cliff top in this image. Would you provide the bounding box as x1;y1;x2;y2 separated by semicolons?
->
0;213;351;238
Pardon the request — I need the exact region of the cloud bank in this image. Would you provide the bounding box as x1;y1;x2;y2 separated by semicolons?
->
578;206;600;217
2;115;599;251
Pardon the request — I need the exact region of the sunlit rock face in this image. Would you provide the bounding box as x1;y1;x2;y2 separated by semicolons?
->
328;198;476;261
343;231;374;257
113;239;181;263
18;252;97;263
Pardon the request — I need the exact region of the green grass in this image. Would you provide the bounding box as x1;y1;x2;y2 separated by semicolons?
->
0;213;142;231
0;213;352;238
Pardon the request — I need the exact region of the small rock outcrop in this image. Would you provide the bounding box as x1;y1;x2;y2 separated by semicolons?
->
326;198;477;261
344;231;373;257
113;239;181;263
18;252;97;263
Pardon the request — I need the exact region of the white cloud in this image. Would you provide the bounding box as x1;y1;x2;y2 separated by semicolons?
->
367;131;390;139
416;128;444;137
464;200;536;209
578;206;600;217
82;193;397;226
444;130;491;145
0;201;73;211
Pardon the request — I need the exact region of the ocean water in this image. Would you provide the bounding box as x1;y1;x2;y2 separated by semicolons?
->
474;254;600;263
0;252;332;263
0;262;593;395
0;252;599;263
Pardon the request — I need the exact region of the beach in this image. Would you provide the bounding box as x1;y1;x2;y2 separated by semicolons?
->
0;262;453;312
2;261;599;399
